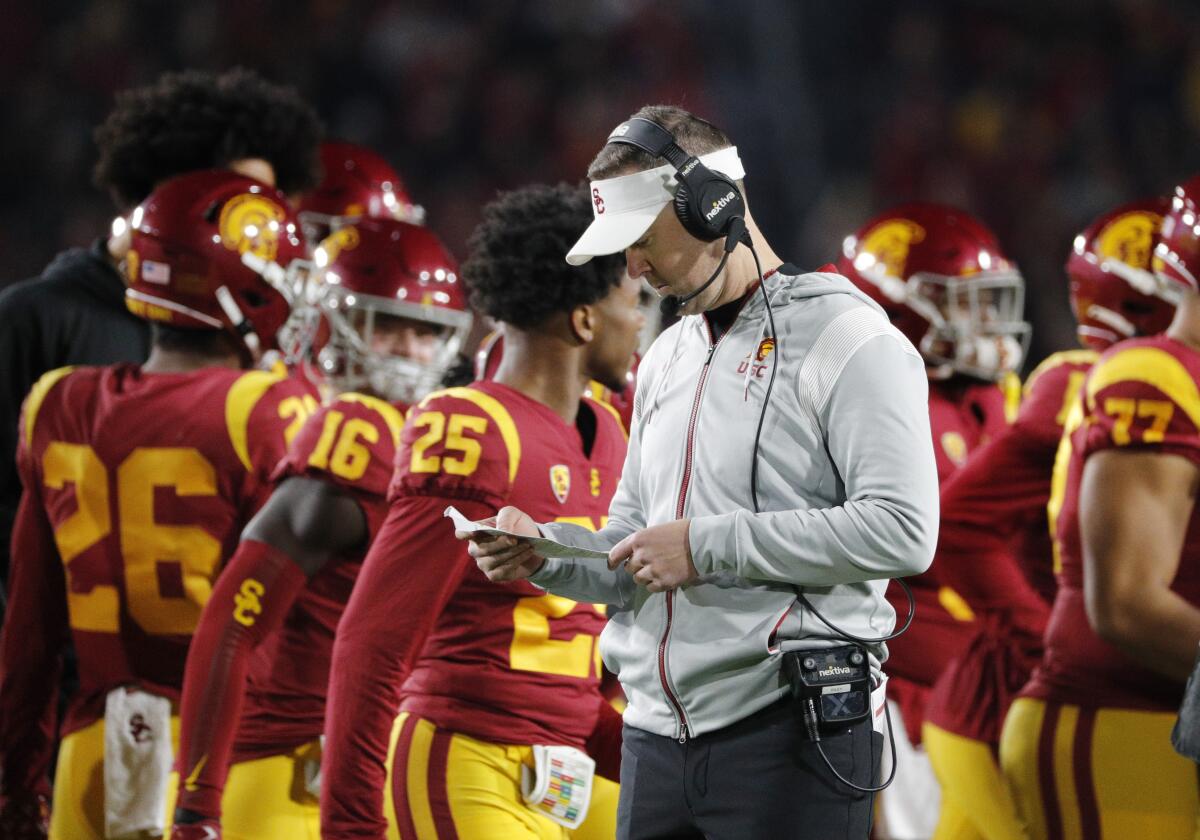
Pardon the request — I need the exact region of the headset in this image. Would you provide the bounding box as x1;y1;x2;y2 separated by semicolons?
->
606;118;750;317
606;117;911;793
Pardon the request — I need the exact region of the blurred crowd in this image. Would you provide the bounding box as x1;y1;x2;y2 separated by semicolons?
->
5;0;1200;368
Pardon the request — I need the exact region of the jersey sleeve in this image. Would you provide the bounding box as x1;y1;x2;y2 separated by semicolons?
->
224;369;320;513
174;539;307;820
1015;351;1098;447
933;423;1056;629
0;403;69;798
1080;345;1200;465
388;387;515;509
273;393;404;539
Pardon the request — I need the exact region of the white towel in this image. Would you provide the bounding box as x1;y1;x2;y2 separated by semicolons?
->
103;687;173;840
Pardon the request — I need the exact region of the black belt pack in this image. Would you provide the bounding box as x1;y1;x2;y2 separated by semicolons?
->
782;645;871;729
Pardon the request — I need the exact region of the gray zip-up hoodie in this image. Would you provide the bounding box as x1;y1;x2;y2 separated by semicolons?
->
531;266;939;739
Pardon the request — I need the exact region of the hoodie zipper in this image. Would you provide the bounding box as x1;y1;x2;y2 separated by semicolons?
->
659;327;723;743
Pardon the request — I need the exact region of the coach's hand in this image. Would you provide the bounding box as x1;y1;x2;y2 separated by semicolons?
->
459;506;546;582
610;520;698;593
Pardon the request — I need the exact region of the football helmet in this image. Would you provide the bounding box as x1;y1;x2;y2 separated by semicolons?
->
1067;198;1175;350
124;169;305;360
838;202;1030;380
298;141;424;244
1154;175;1200;305
307;218;471;403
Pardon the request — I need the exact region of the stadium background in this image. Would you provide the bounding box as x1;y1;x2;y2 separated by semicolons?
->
4;0;1200;369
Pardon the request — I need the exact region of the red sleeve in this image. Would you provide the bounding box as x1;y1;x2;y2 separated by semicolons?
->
320;495;493;840
0;443;67;798
1082;368;1200;464
174;539;306;820
934;423;1054;632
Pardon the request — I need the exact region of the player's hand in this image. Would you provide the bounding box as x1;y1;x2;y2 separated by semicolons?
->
609;520;698;592
170;816;221;839
459;506;546;582
0;793;50;839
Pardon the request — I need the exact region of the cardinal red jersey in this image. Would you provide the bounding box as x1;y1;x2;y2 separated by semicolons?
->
0;363;317;794
321;380;627;838
925;350;1096;741
1026;336;1200;711
886;377;1012;683
882;376;1012;741
232;393;407;761
394;382;626;745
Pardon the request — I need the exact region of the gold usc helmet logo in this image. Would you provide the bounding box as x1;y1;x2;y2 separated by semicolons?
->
218;194;287;261
860;220;926;277
1096;211;1161;270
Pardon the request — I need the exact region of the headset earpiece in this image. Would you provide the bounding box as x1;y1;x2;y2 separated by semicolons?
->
676;169;745;241
606;117;746;243
672;182;701;239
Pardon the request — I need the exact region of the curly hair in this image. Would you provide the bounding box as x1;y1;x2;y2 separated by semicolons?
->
93;67;323;210
463;183;625;330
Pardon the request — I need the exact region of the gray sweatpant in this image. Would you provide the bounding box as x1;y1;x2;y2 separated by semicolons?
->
616;698;880;840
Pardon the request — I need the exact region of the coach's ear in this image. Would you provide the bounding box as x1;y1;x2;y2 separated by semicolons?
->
569;304;596;345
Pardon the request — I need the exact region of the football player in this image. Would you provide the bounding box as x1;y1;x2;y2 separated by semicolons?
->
169;217;470;840
999;178;1200;839
0;170;317;840
839;203;1029;838
922;199;1176;840
0;67;322;604
320;182;643;840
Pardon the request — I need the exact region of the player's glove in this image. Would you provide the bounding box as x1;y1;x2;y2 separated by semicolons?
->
170;815;221;839
0;792;50;839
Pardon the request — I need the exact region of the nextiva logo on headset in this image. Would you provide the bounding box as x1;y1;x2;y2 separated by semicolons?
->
705;191;738;222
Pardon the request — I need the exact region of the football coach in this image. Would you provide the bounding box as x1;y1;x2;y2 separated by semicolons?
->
463;105;939;839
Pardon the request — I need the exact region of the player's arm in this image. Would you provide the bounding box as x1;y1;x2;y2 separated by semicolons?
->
932;360;1093;629
173;476;366;824
934;424;1055;628
1080;448;1200;681
0;453;67;828
321;494;494;839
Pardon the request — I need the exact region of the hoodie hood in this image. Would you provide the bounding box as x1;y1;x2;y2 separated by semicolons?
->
765;263;887;312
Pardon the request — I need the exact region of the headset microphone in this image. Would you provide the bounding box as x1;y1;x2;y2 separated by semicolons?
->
659;217;749;318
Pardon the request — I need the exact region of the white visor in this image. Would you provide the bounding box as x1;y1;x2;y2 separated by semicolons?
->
566;146;745;266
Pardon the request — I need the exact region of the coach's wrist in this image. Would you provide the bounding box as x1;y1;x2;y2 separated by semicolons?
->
687;513;738;577
527;556;560;587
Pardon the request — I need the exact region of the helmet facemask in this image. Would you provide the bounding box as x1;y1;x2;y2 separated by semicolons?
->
317;284;470;404
908;269;1030;381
